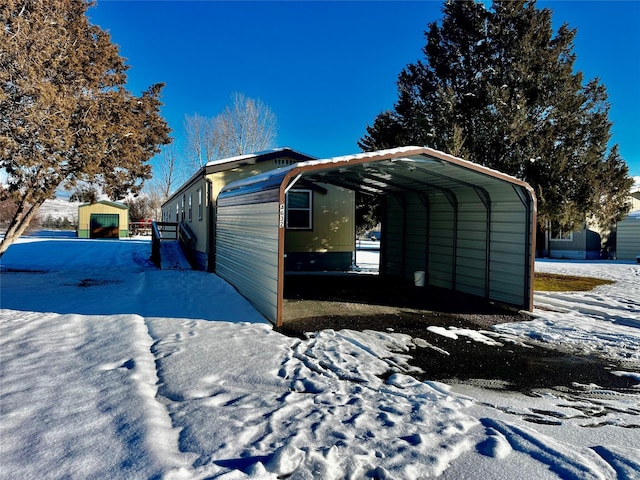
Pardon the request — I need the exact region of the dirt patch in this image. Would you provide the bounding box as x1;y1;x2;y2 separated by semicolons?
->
280;274;640;394
535;272;615;292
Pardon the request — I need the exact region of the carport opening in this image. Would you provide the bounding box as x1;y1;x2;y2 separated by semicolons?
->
281;270;527;335
279;175;530;332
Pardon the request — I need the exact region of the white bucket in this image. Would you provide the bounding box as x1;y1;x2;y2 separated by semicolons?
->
414;270;425;287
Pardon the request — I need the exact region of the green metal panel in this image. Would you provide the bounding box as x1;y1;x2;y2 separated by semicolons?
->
428;194;455;289
381;195;404;277
90;214;120;239
617;216;640;260
402;192;428;282
488;186;532;305
455;190;488;297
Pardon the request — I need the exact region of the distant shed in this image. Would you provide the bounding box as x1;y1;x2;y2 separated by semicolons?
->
78;201;129;239
216;146;537;327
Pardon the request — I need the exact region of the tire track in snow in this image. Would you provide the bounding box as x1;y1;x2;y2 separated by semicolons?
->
0;309;191;479
534;291;640;327
123;314;195;475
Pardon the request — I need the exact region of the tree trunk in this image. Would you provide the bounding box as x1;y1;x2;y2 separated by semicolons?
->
535;223;548;258
0;196;46;257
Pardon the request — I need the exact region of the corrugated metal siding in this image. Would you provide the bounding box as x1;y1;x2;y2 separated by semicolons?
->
312;155;533;308
382;192;429;280
381;183;532;307
488;188;530;305
404;193;428;281
382;195;405;277
428;193;455;289
617;217;640;260
455;190;488;297
215;201;280;322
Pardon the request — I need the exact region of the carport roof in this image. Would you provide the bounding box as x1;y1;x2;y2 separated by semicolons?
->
218;146;535;199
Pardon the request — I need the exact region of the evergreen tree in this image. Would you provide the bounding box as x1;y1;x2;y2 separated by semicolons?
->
0;0;171;256
0;185;18;226
359;0;632;232
69;185;100;204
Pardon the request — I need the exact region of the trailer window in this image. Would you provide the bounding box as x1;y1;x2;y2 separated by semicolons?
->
286;190;312;230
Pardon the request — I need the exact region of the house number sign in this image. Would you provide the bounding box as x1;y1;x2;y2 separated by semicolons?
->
279;203;285;228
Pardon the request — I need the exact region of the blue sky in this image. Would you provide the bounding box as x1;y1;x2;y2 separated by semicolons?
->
88;1;640;176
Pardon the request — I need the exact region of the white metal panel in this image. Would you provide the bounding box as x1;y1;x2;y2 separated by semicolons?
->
455;191;488;297
616;216;640;260
404;193;428;280
428;194;455;289
488;186;532;305
216;202;280;322
382;195;405;277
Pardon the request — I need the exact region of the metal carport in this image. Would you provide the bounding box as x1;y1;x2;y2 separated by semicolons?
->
216;146;536;327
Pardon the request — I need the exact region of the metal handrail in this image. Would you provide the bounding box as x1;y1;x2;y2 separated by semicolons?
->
150;221;197;269
151;221;178;267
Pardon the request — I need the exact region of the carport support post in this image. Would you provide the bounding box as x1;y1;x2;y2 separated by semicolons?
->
276;197;286;328
442;191;458;291
380;196;387;276
275;171;305;328
473;187;491;299
513;184;537;311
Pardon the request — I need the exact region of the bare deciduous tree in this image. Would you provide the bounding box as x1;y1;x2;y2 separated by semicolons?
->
183;93;278;170
145;188;165;221
151;145;184;199
218;92;278;156
184;114;225;170
144;145;185;220
124;196;154;223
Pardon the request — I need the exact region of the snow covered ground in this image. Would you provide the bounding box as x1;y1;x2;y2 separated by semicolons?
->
1;238;639;479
